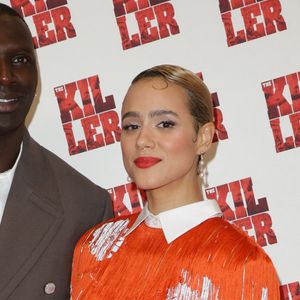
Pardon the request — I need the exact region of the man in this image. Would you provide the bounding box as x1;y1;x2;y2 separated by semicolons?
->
0;4;113;299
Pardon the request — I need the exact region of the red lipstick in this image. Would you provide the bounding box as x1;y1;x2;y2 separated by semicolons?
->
134;157;161;169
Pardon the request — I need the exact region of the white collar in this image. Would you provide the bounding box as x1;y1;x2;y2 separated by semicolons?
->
125;200;222;244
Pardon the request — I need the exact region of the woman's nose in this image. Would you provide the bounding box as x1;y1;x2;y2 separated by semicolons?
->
136;127;155;150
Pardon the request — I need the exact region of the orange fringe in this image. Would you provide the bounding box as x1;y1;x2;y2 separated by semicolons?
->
71;215;280;300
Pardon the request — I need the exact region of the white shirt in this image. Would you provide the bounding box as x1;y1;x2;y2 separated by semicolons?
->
126;200;222;243
0;144;23;223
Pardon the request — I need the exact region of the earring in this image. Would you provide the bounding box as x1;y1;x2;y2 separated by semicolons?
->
199;154;208;188
127;175;132;183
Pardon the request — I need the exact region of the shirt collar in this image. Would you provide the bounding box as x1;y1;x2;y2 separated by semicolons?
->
125;200;222;244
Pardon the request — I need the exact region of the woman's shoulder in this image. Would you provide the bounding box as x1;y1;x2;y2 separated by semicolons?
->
195;217;273;266
202;219;279;297
75;213;138;249
200;217;261;245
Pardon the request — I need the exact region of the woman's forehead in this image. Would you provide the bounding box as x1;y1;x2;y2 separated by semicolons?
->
124;78;187;104
122;79;190;118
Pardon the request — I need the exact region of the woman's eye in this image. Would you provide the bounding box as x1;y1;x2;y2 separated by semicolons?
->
157;120;175;128
122;124;139;131
12;56;29;64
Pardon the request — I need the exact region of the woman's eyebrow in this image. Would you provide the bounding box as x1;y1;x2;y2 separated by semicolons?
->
122;111;140;121
122;109;179;121
149;109;179;118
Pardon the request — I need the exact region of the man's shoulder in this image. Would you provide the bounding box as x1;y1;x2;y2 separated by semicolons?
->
20;132;112;216
24;133;104;191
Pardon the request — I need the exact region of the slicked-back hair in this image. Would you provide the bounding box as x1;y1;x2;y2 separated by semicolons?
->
132;64;213;132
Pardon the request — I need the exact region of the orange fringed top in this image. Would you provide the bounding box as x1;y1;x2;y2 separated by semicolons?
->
71;214;280;300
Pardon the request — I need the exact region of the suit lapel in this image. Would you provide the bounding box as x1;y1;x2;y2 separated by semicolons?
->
0;131;64;298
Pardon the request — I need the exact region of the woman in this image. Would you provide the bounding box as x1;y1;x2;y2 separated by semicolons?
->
71;65;280;299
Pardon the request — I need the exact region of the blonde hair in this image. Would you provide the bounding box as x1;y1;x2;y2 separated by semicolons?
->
132;64;213;132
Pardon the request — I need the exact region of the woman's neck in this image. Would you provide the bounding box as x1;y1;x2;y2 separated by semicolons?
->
146;177;203;215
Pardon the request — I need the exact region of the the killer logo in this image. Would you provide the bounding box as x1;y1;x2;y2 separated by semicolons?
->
54;75;121;155
206;177;278;247
10;0;76;48
219;0;287;47
280;281;300;300
112;0;180;50
262;71;300;153
108;183;146;217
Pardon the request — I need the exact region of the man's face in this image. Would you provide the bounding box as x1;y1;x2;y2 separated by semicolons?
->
0;15;37;136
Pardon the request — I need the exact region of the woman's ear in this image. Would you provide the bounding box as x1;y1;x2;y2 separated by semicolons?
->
195;122;215;154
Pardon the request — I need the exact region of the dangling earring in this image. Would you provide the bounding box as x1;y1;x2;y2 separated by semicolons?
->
199;154;208;188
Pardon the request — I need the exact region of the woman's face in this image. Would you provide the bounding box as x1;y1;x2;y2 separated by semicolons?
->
121;77;211;191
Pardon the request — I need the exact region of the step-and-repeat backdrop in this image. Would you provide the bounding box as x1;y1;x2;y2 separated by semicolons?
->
4;0;299;298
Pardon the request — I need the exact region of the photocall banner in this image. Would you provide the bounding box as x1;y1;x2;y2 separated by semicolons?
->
3;0;299;298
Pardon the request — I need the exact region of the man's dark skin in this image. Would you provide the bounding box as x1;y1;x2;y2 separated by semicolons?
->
0;12;37;172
